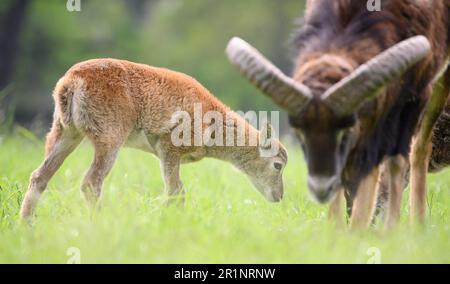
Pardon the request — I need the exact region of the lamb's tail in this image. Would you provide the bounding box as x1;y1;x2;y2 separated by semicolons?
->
52;76;84;128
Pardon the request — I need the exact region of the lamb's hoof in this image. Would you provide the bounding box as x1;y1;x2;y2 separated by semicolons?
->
163;195;185;207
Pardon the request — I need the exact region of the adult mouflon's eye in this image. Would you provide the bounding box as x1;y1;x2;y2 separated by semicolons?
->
273;162;283;170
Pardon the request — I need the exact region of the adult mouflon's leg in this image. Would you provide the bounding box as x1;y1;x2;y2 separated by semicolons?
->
350;167;381;229
20;121;82;220
328;188;345;227
383;155;409;229
410;70;450;224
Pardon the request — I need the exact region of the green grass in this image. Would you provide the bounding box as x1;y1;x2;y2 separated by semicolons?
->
0;133;449;264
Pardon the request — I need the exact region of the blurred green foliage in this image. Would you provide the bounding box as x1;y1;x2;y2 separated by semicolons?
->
2;0;306;133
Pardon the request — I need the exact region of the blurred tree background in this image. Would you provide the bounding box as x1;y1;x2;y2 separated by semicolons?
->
0;0;306;135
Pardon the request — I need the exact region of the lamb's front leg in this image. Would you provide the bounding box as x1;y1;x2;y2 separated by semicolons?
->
159;153;184;204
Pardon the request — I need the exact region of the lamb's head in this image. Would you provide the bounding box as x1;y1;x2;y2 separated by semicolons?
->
226;36;430;203
238;126;288;203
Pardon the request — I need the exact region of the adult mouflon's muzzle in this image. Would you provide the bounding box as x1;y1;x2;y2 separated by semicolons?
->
307;175;340;203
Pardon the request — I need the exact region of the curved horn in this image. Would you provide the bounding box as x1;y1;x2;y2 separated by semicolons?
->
322;36;431;117
226;37;312;115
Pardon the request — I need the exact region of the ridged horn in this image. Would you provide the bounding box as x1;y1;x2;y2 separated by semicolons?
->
226;37;312;115
321;36;431;117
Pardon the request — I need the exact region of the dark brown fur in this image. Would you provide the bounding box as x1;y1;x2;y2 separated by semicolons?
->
290;0;450;226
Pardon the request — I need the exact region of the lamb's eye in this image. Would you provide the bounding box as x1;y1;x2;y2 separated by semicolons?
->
273;162;283;170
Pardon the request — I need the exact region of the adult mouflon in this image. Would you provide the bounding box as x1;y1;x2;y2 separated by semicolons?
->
227;0;450;228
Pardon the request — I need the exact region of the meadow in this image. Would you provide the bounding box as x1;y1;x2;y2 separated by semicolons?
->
0;130;449;264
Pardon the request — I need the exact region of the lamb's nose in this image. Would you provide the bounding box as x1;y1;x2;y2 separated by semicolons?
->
307;175;339;203
271;190;283;202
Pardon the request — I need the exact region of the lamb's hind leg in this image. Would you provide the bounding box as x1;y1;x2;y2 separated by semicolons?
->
81;141;121;209
20;122;82;220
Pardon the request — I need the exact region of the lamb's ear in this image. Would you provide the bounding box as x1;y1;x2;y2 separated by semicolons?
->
259;122;280;158
259;121;273;150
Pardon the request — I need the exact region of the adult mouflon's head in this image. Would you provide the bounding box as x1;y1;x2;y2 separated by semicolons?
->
226;36;430;203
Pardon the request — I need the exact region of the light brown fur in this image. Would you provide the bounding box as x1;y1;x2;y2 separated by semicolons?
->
349;167;380;229
20;59;288;220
